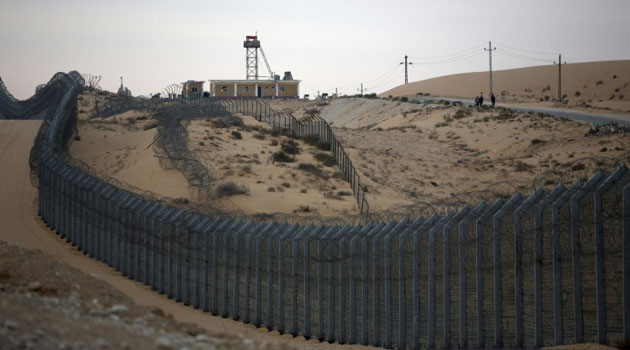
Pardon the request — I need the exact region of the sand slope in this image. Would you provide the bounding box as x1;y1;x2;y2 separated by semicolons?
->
319;98;630;212
382;60;630;112
0;120;372;350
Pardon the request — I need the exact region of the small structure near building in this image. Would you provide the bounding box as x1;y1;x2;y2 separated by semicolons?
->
182;80;204;100
117;76;132;97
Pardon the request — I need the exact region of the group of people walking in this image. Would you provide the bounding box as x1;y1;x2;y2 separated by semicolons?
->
474;93;496;107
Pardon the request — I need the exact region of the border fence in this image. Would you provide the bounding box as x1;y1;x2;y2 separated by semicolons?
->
2;72;630;349
212;98;370;219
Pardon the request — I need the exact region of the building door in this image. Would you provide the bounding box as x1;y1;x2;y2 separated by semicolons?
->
257;86;262;97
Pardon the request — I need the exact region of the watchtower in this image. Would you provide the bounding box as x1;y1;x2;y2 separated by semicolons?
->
244;35;261;80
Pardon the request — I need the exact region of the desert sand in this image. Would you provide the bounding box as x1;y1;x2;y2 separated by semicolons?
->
318;98;630;213
0;119;372;350
382;60;630;114
69;104;360;218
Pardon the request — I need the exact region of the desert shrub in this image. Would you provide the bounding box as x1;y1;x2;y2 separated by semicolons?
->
571;163;585;171
231;131;242;139
272;151;294;162
453;108;471;119
316;101;329;107
494;108;516;121
337;191;352;196
612;74;617;79
172;197;189;205
216;182;249;197
313;152;337;166
435;122;449;128
269;129;282;137
198;141;205;146
400;96;409;102
298;163;327;178
270;139;278;146
293;205;313;213
514;161;533;172
253;131;266;140
596;80;603;85
531;138;545;145
364;93;378;99
281;182;291;188
267;187;276;192
443;114;453;122
305;108;320;116
281;139;301;154
575;91;581;97
333;172;345;180
302;134;331;151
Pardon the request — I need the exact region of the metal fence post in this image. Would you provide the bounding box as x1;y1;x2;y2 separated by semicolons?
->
552;182;583;345
624;183;630;340
594;166;627;344
492;193;523;348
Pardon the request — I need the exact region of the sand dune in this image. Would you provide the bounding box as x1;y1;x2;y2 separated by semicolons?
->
320;98;630;213
382;60;630;113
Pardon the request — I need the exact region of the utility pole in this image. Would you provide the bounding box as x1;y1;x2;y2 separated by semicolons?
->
357;83;365;96
335;87;338;97
554;54;566;102
400;55;413;84
484;41;496;96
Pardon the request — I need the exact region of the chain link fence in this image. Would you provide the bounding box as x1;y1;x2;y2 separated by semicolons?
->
3;72;630;349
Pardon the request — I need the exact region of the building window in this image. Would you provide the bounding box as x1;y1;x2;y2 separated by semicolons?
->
192;87;198;93
221;86;228;92
242;86;249;92
280;86;285;92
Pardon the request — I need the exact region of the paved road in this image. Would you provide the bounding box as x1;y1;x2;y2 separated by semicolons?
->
410;96;630;126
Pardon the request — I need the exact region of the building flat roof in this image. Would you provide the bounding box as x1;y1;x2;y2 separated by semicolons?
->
209;79;300;84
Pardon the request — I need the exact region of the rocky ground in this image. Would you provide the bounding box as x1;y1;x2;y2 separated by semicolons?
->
0;240;292;350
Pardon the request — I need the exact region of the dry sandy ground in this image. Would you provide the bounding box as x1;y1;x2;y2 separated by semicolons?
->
188;115;358;217
0;119;372;350
0;240;293;350
319;98;630;213
69;114;191;200
69;110;359;217
382;60;630;114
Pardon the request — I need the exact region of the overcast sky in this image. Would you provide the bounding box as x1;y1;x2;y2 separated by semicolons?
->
1;0;628;99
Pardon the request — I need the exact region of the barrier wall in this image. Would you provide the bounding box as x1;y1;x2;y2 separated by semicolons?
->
3;72;630;349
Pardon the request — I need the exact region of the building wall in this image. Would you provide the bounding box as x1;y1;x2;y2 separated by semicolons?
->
213;83;235;97
211;81;299;98
237;83;256;97
184;82;203;98
277;83;298;98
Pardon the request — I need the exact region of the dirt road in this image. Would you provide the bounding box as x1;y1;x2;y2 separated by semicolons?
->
0;120;374;350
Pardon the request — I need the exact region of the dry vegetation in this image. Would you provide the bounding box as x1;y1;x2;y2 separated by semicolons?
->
320;97;630;212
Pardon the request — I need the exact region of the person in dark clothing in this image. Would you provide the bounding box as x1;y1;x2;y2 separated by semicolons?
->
491;93;496;107
479;93;484;107
474;96;479;107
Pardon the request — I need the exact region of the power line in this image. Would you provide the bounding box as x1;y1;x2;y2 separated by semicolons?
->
370;70;405;91
409;43;485;60
492;41;558;56
411;51;485;65
495;50;555;64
